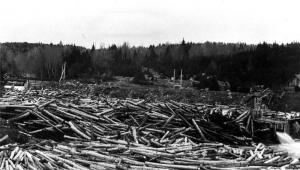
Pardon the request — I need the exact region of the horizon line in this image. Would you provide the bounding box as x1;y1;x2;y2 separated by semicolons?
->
1;40;300;49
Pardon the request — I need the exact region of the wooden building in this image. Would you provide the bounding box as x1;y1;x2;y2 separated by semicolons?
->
288;74;300;91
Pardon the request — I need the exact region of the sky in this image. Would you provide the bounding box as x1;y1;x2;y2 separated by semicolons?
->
0;0;300;48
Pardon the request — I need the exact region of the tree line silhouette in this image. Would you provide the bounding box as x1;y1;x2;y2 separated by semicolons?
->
0;41;300;91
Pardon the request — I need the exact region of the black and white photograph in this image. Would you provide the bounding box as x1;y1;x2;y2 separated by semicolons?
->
1;0;300;169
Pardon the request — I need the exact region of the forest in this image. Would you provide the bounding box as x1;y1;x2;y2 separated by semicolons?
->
0;40;300;91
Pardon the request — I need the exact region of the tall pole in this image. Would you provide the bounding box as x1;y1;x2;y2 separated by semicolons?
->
0;55;2;82
0;53;3;85
180;69;183;86
173;69;176;83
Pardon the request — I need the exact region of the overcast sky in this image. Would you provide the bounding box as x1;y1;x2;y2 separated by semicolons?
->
0;0;299;48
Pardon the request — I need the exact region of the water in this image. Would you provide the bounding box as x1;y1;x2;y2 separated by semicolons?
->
276;132;295;144
276;132;300;159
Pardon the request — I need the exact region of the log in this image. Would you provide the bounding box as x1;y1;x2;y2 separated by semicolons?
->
68;121;91;140
145;161;199;170
192;119;207;141
0;135;8;144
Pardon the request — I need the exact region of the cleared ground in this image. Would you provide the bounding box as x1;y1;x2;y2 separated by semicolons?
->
92;77;246;105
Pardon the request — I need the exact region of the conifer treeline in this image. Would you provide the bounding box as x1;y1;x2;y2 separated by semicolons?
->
1;41;299;90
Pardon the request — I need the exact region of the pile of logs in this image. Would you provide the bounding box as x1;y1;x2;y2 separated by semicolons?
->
0;89;253;145
0;139;299;169
0;88;299;169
